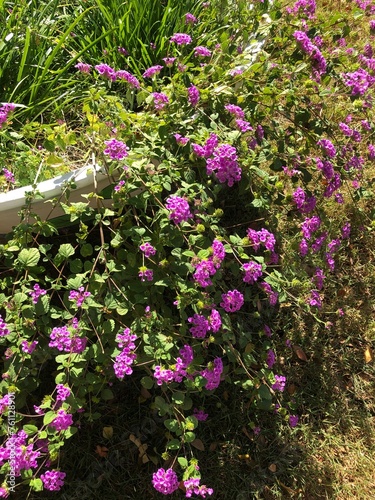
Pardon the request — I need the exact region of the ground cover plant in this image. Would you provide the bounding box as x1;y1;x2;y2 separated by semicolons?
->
0;0;375;498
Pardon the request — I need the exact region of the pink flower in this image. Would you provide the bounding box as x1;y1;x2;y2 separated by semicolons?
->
220;290;244;312
170;33;192;45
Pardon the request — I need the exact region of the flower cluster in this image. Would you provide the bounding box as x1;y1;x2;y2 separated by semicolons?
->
56;384;71;402
29;283;47;304
184;477;214;497
103;138;129;160
242;261;263;284
220;290;244;312
0;315;9;337
224;104;245;119
75;62;91;73
188;309;222;338
152;468;179;494
95;63;116;80
206;144;241;186
0;103;15;129
69;287;91;307
152;92;169;110
116;70;140;89
50;409;73;431
154;345;193;385
342;68;375;95
49;318;87;353
142;65;163;78
272;374;286;392
259;282;279;306
194;46;212;57
293;31;326;80
2;168;15;183
166;195;192;224
247;228;276;252
188;85;200;107
40;470;66;491
138;267;153;281
201;357;223;390
170;33;192;45
0;430;40;476
140;242;156;258
113;328;137;379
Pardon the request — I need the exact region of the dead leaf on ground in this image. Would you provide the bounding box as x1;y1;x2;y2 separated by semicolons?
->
191;438;205;451
129;433;149;463
102;426;113;439
268;463;277;472
364;346;373;363
95;445;109;458
287;383;297;395
293;345;308;361
209;442;218;452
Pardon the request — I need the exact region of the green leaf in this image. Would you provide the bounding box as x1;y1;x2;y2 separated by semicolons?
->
101;388;114;401
58;244;75;258
18;248;40;267
23;424;38;435
172;391;185;405
178;457;188;469
141;376;154;389
184;431;196;443
164;419;181;432
55;373;67;384
43;411;57;426
30;478;43;492
166;439;180;450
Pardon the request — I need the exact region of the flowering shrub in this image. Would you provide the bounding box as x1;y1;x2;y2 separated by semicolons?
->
0;0;375;496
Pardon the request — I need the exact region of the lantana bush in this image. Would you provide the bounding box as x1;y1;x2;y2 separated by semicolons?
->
1;0;375;496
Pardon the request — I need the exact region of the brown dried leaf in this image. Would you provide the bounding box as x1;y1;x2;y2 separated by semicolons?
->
129;433;149;463
293;345;308;362
287;383;297;396
209;442;218;452
268;463;277;473
102;426;113;440
364;346;373;363
191;438;205;451
95;445;109;458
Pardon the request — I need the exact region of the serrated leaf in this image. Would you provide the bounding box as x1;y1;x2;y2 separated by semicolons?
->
58;244;75;258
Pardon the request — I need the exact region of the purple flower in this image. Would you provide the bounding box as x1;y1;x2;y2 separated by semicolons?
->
0;315;10;337
185;12;198;24
225;104;245;119
174;133;189;146
309;290;322;308
301;216;321;239
152;92;169;110
95;63;116;81
69;287;91;307
56;384;71;402
187;85;200;107
220;290;244;312
166;196;192;224
342;68;375;95
194;45;212;57
266;349;276;368
40;470;66;491
50;409;73;431
152;468;179;495
116;70;140;89
188;313;210;338
201;357;223;390
289;415;299;428
272;374;286;392
317;138;336;158
193;260;217;287
29;283;47;304
75;62;91;74
209;309;222;332
104;139;129;160
49;320;87;353
140;242;156;258
162;57;176;67
21;340;38;353
2;168;15;183
312;267;325;290
114;328;137;379
193;408;208;421
138;268;153;281
206;144;241;186
341;222;351;239
142;65;163;78
235;119;253;133
184;477;214;498
242;261;263;284
170;33;192;45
